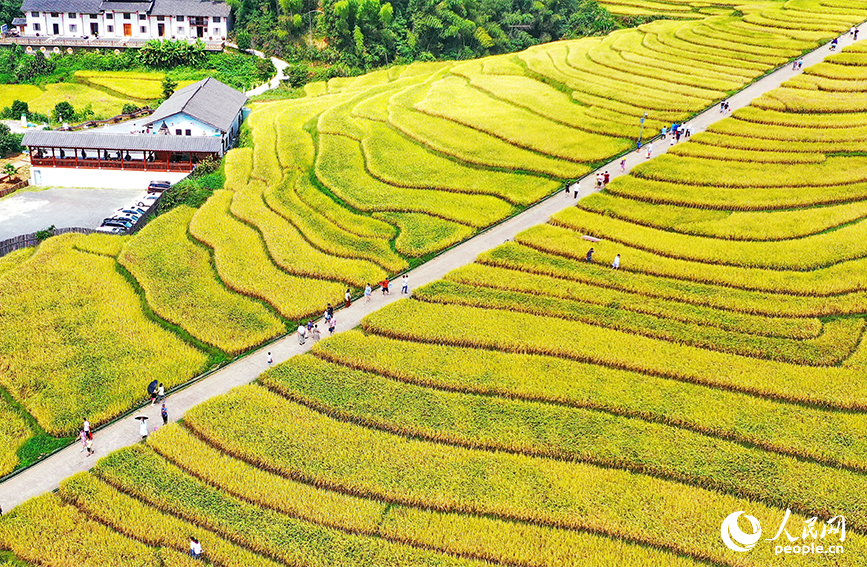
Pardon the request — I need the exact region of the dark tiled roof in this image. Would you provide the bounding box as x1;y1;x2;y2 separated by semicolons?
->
144;77;246;133
149;0;230;17
21;0;104;14
22;129;223;153
19;0;230;16
101;1;153;12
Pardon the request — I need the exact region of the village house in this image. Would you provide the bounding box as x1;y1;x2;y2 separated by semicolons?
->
19;0;230;41
23;76;247;189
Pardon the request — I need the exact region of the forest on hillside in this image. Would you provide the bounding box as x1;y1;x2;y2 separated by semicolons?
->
230;0;628;70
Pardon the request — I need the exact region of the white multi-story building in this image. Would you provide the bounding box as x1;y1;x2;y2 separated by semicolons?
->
20;0;230;40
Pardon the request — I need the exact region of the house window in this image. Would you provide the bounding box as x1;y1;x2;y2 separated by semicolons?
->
213;16;220;22
214;28;220;35
31;11;38;16
123;13;131;19
140;26;146;33
177;27;184;34
106;13;113;19
69;24;77;32
68;12;76;17
32;22;40;30
175;129;182;135
107;24;113;31
176;15;184;21
139;13;146;20
157;15;164;21
185;129;192;136
51;12;59;17
90;14;97;19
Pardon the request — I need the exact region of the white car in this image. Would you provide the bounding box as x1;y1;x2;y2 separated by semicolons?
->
94;226;125;234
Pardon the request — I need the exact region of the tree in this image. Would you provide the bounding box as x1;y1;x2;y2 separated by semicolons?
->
139;39;207;68
161;76;178;99
14;53;53;82
122;103;140;115
10;100;29;119
52;101;75;123
235;29;252;50
0;0;22;27
3;163;17;179
322;0;396;67
0;123;23;157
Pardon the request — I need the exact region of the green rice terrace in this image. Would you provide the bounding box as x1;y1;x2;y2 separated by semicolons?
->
2;0;867;564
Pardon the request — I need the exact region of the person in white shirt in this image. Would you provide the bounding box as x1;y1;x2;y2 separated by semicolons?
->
138;416;149;440
401;274;409;294
297;324;307;345
612;254;621;269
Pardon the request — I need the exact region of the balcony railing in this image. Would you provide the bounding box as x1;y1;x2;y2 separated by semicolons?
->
31;156;198;172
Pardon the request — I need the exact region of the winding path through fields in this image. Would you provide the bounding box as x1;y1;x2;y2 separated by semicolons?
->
0;30;860;513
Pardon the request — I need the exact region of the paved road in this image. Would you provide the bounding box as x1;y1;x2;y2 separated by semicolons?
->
0;31;858;512
0;187;145;240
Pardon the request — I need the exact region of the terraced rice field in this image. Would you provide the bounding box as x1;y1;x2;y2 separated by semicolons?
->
0;0;863;474
4;32;867;565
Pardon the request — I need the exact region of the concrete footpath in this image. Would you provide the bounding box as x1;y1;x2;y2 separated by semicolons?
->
0;31;858;512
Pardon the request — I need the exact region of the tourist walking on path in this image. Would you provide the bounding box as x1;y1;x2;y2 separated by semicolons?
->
79;430;87;452
267;352;273;365
620;158;626;173
157;383;164;403
161;403;168;426
612;254;621;269
603;171;610;186
401;274;409;294
83;418;91;439
85;436;94;457
645;143;653;159
344;289;351;308
365;284;372;302
297;324;307;345
572;181;580;198
328;317;336;335
381;278;390;295
137;416;149;440
660;126;667;139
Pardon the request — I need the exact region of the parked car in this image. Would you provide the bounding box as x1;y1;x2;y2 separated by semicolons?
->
147;181;172;194
118;208;146;217
95;226;125;234
102;218;133;229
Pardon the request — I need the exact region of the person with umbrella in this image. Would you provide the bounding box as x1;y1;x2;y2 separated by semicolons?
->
148;380;159;406
136;415;149;440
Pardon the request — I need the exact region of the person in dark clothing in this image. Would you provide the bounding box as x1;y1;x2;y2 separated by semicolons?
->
585;248;594;263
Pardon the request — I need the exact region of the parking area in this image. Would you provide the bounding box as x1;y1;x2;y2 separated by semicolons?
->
0;186;146;240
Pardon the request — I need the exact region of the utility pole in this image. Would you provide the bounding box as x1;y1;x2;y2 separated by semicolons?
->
637;111;647;149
